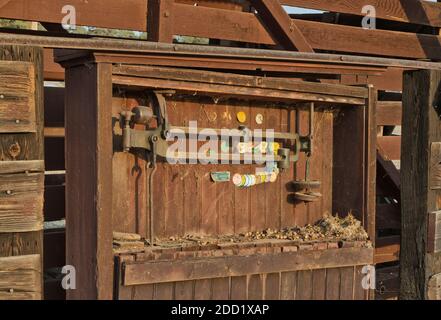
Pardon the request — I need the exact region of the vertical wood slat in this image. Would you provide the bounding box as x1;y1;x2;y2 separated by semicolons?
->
296;270;313;300
0;45;44;300
65;63;113;299
147;0;175;43
401;69;441;300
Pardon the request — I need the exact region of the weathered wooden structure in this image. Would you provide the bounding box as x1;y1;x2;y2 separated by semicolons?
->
0;0;441;300
0;45;44;299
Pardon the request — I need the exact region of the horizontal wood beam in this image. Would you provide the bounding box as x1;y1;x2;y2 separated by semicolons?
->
112;75;366;105
123;247;373;286
2;2;441;60
377;136;401;161
0;0;147;31
375;236;400;264
0;254;41;300
250;0;313;52
281;0;441;28
112;65;368;98
377;101;402;126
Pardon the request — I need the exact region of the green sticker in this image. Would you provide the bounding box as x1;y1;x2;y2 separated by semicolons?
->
210;172;231;182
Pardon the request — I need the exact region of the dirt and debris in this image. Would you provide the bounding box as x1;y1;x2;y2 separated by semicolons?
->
147;213;369;248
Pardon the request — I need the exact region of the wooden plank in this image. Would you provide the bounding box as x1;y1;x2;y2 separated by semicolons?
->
230;276;247;300
377;136;401;161
211;277;230;300
65;62;113;299
428;211;441;253
248;274;264;300
123;247;373;286
0;254;41;300
375;236;400;264
280;271;296;300
366;86;377;245
312;269;326;300
377;101;402;126
401;69;441;300
171;4;441;60
325;268;340;300
281;0;441;28
113;75;366;106
339;267;355;300
193;279;212;300
112;65;368;99
174;281;194;300
296;270;312;300
250;0;313;52
0;160;44;174
0;61;36;133
0;172;44;232
265;273;280;300
0;232;42;257
0;0;147;31
147;0;174;43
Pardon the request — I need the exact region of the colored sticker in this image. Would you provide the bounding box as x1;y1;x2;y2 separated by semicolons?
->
211;172;231;182
255;113;264;125
237;111;247;123
233;174;242;186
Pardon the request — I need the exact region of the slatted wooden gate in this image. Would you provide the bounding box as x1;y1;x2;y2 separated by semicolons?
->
0;45;44;300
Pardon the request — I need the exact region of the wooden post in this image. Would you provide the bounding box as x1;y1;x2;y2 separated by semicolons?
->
0;45;44;300
401;69;441;300
147;0;175;42
65;62;113;299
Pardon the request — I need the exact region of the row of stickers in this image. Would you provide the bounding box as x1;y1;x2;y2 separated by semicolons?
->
210;169;279;188
221;141;280;155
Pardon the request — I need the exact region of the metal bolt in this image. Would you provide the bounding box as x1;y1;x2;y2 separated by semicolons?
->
9;288;14;293
0;94;4;99
5;190;12;195
15;119;20;124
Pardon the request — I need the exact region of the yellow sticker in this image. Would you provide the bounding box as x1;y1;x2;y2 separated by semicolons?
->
237;111;247;123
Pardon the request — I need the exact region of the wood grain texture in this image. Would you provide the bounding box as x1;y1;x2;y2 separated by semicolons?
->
0;46;44;300
0;61;36;133
0;172;44;232
0;254;41;300
123;247;373;286
65;63;113;300
401;69;441;300
281;0;441;27
428;211;441;254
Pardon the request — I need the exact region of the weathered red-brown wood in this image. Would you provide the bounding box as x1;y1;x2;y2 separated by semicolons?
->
250;0;313;52
147;0;175;43
64;62;114;299
123;247;373;286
